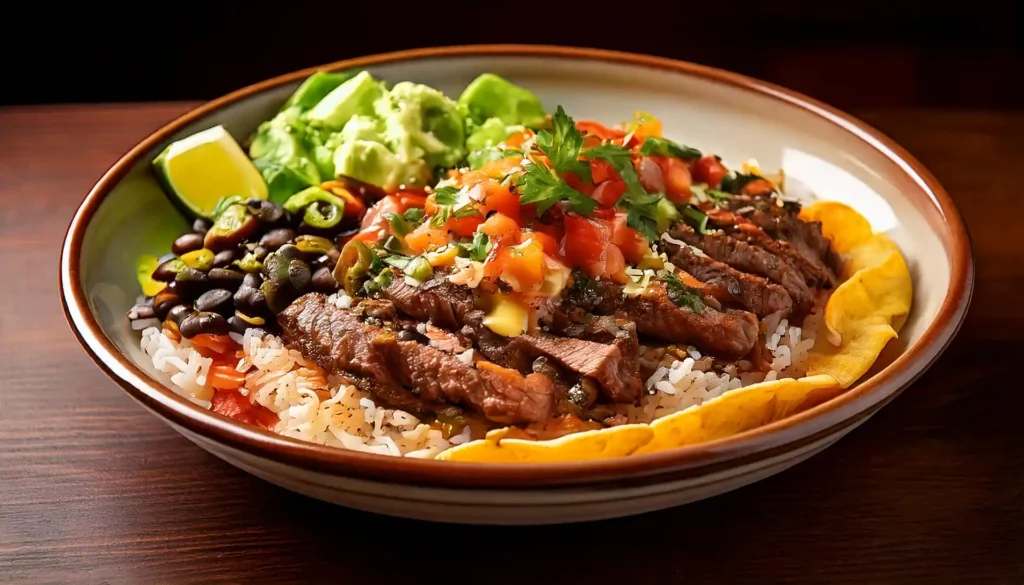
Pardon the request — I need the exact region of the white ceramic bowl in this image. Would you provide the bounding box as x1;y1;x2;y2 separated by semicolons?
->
60;45;973;524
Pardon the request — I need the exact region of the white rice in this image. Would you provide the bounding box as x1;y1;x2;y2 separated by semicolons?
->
139;297;824;457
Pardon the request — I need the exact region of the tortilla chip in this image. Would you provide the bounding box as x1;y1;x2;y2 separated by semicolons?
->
434;201;911;462
633;375;842;455
435;424;654;463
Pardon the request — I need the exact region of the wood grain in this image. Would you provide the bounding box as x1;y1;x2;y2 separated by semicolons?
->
0;104;1020;585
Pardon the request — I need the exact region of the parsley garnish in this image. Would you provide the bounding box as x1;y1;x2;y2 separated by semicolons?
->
403;207;425;223
536;106;592;182
467;232;489;262
433;186;460;206
585;143;670;241
681;205;709;234
719;172;761;194
428;186;480;228
662;272;705;313
517;162;596;215
638;136;702;160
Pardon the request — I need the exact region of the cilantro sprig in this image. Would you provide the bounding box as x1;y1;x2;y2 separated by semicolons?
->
584;143;670;241
661;272;706;313
638;136;702;160
518;106;596;215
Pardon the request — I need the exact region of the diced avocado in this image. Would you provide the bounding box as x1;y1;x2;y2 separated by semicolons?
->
333;140;403;189
459;73;547;127
153;125;267;220
306;71;383;128
381;82;466;171
283;71;351;111
340;115;386;143
466;117;521;152
249;108;321;202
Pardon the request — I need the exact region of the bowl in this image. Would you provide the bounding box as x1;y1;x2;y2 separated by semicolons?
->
60;45;973;524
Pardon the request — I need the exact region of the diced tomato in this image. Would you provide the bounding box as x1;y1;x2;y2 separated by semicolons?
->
211;388;276;429
447;212;485;239
405;222;449;253
651;156;693;203
563;172;595;196
188;334;236;356
209;363;246;389
499;238;546;292
480;212;521;242
561;213;610;276
610;213;650;264
482;240;507;279
740;178;775;197
589;207;617;221
526;230;560;257
355;194;405;243
576;121;626;140
480;182;521;218
602;243;628;283
588;158;618;184
504;129;534;148
590;179;627;207
397;191;427;210
424;194;439;216
692;155;728;188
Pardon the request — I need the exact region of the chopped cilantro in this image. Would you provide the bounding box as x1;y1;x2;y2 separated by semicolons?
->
638;136;702;160
467;232;489;262
517;162;596;215
454;206;481;219
433;186;460;206
585;143;671;240
535;106;591;182
662;272;705;313
384;212;414;236
382;254;411;270
402;207;425;223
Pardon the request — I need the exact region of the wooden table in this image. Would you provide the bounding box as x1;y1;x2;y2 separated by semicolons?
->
1;104;1020;584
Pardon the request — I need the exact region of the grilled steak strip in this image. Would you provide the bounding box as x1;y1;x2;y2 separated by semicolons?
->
563;276;759;358
668;224;813;316
382;273;642;403
279;293;554;424
662;241;793;318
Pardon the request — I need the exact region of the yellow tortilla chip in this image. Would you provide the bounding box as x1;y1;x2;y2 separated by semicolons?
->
436;424;654;463
633;375;842;455
434;201;911;462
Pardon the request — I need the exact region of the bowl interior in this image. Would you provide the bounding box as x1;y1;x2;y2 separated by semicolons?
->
76;52;951;447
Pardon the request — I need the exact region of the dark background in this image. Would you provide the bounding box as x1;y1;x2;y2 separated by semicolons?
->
5;2;1021;110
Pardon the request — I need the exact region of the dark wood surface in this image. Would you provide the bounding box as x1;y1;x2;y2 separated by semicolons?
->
0;104;1020;584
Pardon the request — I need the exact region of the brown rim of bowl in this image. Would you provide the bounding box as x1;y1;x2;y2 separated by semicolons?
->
60;44;973;489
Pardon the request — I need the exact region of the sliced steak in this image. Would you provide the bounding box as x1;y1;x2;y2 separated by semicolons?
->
669;224;813;316
564;276;759;358
663;241;793;318
279;293;554;424
382;273;642;403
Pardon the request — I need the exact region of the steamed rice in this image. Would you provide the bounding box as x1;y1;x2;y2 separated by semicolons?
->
139;291;822;457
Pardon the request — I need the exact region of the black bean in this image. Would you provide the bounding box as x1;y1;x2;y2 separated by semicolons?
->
212;248;238;268
192;218;211;235
173;267;209;301
167;304;194;325
242;272;261;289
171;232;205;256
127;303;155;320
249;289;267;310
195;288;234;315
396;326;429;344
259;228;296;251
311;266;337;292
253;246;269;260
325;247;340;267
208;267;244;289
227;315;249;334
287;259;312;293
179;311;229;338
152;291;181;320
152;258;183;282
246;199;284;224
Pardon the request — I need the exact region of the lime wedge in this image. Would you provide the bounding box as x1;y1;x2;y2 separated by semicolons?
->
153;125;267;219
